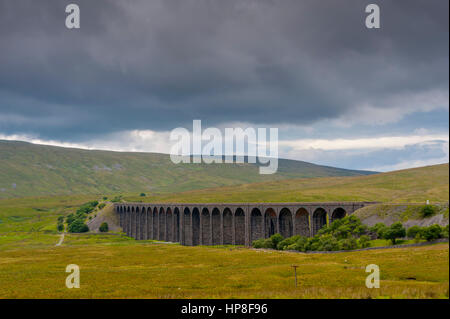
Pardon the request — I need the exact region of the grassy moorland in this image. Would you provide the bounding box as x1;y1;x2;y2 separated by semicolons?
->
0;238;447;299
0;140;373;198
0;163;448;299
125;163;449;203
0;195;101;252
1;164;446;245
0;195;100;234
1;164;448;251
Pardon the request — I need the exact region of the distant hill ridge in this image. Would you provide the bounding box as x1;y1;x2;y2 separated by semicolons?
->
132;163;449;204
0;140;375;198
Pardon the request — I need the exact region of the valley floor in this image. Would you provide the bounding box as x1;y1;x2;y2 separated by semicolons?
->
0;233;448;299
0;162;448;299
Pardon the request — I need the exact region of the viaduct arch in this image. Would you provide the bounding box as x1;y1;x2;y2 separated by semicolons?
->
115;202;375;247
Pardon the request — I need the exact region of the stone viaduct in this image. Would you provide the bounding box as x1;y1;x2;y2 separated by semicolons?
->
114;202;376;247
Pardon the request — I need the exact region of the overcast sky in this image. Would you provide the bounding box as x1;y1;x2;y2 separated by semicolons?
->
0;0;448;171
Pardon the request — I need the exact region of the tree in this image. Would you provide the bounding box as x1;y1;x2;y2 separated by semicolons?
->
339;237;358;250
76;202;96;215
420;205;435;218
383;222;406;245
277;235;301;250
293;236;310;252
99;222;109;233
111;196;122;203
318;234;340;251
406;225;422;239
421;224;442;241
57;223;64;232
270;233;284;249
140;193;146;197
66;213;75;225
252;239;265;248
318;215;367;239
369;223;388;239
443;225;449;239
68;219;89;233
89;200;99;207
358;235;371;248
308;236;322;251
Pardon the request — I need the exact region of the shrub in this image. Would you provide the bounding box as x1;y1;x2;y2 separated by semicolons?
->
443;225;449;238
99;222;109;233
308;236;322;251
319;215;367;239
421;224;442;241
414;233;422;243
420;205;435;218
68;219;89;233
277;235;301;250
76;201;98;216
293;237;310;252
98;203;106;210
140;193;146;197
317;225;330;236
369;223;388;239
383;222;406;245
358;235;371;248
407;225;422;239
76;210;87;218
285;243;297;250
339;237;358;250
111;196;122;203
252;239;265;248
270;233;284;249
251;215;407;253
57;216;64;223
317;234;340;251
262;238;274;248
103;197;108;200
252;238;274;249
57;223;64;232
66;213;75;225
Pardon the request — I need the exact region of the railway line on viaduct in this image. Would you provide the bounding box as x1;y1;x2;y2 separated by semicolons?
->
114;202;377;247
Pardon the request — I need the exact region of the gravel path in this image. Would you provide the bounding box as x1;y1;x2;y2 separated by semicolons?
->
55;231;65;246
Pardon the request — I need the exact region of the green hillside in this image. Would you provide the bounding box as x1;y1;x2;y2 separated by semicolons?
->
129;163;449;203
0;140;373;198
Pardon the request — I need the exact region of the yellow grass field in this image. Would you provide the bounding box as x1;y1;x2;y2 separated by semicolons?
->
0;235;448;299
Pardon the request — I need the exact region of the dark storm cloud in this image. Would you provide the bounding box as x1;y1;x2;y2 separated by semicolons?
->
0;0;448;140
